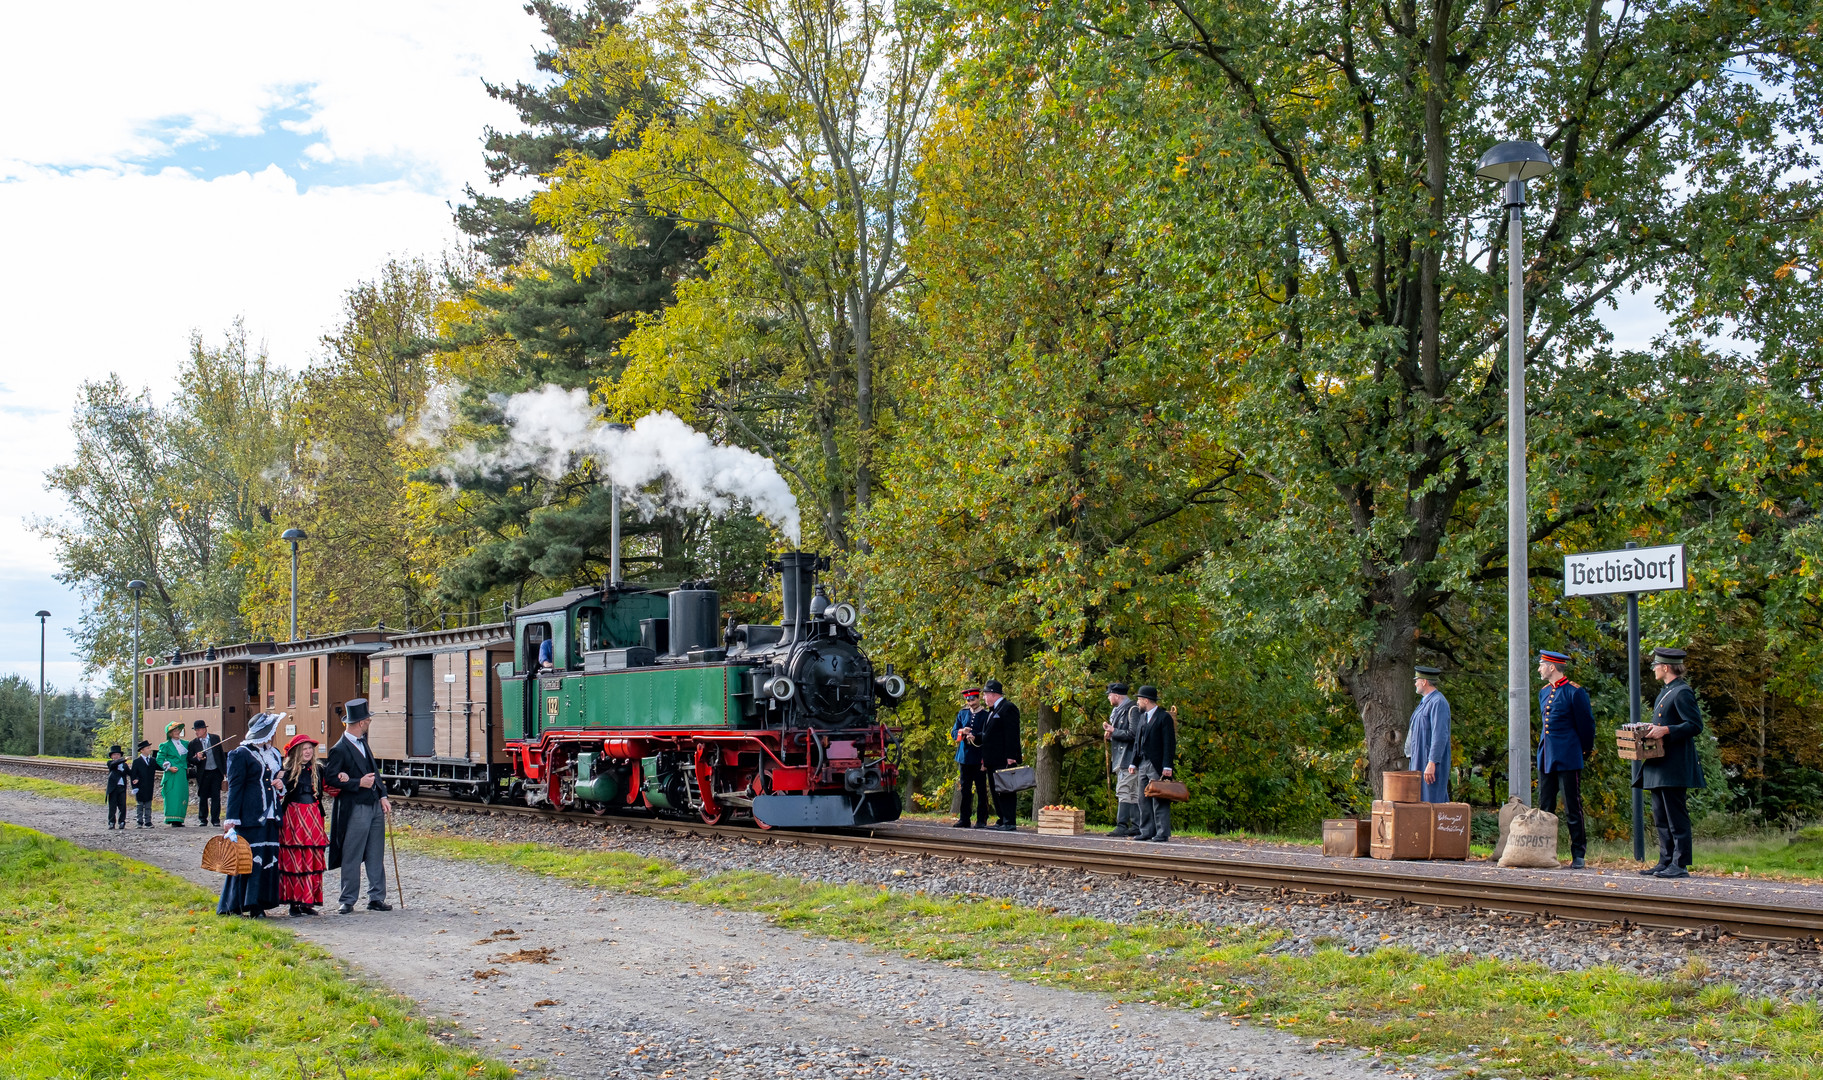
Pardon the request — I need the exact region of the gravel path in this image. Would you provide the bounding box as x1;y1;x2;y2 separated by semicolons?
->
394;804;1823;1003
0;790;1393;1080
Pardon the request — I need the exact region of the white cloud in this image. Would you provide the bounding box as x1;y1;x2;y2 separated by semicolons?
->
0;0;556;685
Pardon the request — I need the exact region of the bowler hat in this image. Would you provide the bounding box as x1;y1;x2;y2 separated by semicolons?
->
136;739;151;750
983;680;1003;694
192;719;208;729
344;698;371;724
1135;684;1160;701
1107;682;1130;694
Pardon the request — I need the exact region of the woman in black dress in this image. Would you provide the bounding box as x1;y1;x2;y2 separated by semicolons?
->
218;711;285;916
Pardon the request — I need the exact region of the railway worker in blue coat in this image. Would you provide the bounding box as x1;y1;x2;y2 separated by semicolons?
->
1536;649;1596;869
1103;683;1143;837
978;680;1022;830
951;688;991;829
1404;666;1452;803
1636;647;1706;878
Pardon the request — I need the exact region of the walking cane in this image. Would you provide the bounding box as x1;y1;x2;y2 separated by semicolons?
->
385;805;405;910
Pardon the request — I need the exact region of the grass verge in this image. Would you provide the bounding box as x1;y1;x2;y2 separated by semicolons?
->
399;828;1823;1080
0;823;511;1079
0;773;106;804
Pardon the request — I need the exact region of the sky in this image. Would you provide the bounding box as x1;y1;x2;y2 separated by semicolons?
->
0;1;549;692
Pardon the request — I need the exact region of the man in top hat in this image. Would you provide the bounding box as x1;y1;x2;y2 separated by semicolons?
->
105;745;130;829
188;718;226;827
1536;649;1596;868
1102;683;1144;837
951;688;991;828
129;740;158;827
1405;666;1452;803
1636;648;1706;877
325;698;392;912
978;680;1022;830
1126;686;1176;842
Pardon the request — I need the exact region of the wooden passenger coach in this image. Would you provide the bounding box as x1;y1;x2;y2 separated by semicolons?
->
367;623;513;799
141;632;390;752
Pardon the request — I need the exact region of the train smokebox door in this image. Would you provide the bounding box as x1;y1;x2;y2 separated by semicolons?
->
408;656;435;758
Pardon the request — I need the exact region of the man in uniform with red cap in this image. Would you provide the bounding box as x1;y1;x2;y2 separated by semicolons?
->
1536;649;1596;868
950;688;990;828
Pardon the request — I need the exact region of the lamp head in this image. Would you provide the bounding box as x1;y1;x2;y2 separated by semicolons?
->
1475;140;1554;184
127;579;147;594
281;528;307;542
35;609;50;619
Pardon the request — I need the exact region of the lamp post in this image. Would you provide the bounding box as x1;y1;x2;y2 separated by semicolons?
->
34;610;50;755
1476;139;1554;807
281;528;307;641
128;581;146;748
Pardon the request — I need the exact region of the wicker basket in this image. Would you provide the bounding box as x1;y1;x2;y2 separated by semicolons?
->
202;834;252;876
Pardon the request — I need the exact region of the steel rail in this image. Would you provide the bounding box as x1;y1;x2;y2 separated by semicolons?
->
7;755;1820;940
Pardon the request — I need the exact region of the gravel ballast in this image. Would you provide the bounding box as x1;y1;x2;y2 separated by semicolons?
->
0;789;1395;1080
395;804;1823;1003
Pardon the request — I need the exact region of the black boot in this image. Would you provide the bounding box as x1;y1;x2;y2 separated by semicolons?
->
1108;802;1138;837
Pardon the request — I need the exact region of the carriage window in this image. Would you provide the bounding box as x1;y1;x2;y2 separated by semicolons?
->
287;661;297;706
380;659;391;701
525;622;552;670
310;658;320;706
576;608;605;656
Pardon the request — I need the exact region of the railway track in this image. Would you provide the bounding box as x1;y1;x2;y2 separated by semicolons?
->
8;753;1821;941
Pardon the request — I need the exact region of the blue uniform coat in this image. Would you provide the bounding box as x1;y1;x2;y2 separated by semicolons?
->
1536;679;1596;773
951;708;984;766
1403;690;1452;803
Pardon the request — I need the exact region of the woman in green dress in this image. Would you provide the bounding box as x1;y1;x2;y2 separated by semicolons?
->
157;721;190;826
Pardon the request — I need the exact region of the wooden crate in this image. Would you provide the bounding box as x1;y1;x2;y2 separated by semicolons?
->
1036;807;1086;836
1382;770;1423;803
1429;802;1472;860
1323;818;1372;858
1371;800;1432;860
1616;725;1665;761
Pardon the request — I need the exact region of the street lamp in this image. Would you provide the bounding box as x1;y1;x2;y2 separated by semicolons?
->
1477;139;1554;807
281;528;307;641
128;581;146;748
34;610;49;755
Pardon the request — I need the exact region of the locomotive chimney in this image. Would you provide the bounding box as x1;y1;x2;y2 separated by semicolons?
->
776;552;821;641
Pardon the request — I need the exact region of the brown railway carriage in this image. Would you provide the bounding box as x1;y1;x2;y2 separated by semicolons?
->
366;624;513;799
141;631;390;753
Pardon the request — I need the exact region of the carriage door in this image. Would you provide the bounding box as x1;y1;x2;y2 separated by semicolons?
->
408;656;435;757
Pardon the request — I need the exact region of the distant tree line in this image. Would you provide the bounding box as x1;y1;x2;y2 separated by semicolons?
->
0;677;103;758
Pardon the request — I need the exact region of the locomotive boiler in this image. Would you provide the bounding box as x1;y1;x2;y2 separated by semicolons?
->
498;552;906;828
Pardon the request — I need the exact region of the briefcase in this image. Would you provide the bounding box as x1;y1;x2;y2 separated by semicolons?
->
201;833;252;876
1143;778;1190;803
991;766;1036;794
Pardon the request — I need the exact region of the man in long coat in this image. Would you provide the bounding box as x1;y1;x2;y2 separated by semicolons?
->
1102;683;1143;836
950;688;990;828
1636;647;1706;878
1404;666;1452;802
1127;687;1177;842
977;680;1022;831
188;719;226;827
326;699;392;912
1536;649;1596;868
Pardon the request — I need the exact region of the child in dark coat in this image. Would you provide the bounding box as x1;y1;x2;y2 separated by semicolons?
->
105;745;130;829
129;740;158;828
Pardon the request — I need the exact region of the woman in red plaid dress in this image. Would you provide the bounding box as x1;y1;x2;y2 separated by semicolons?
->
278;734;329;916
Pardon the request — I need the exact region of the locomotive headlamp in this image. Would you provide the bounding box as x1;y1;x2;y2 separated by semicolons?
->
831;602;858;628
876;673;907;700
765;675;797;701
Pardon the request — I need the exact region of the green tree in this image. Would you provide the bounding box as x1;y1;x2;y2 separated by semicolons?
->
959;0;1823;795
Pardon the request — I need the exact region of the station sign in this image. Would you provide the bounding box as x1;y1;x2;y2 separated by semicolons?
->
1563;543;1687;597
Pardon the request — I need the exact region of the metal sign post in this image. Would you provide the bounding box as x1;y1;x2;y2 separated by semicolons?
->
1563;542;1688;858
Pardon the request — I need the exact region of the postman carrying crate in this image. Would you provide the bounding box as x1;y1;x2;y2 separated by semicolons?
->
1371;800;1432;860
1616;724;1665;761
1035;806;1086;836
1381;770;1423;803
1429;802;1472;860
1323;818;1372;858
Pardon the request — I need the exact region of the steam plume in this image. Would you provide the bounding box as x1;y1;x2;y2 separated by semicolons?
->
442;385;801;542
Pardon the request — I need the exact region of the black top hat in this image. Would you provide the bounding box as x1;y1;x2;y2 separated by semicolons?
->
1135;685;1161;701
1651;647;1688;664
108;744;124;756
344;698;371;724
136;739;152;750
982;680;1004;694
1414;665;1442;678
1107;682;1130;694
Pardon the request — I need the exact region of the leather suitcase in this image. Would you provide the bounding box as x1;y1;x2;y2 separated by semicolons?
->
1382;770;1423;803
1429;802;1472;860
1322;818;1371;857
1371;800;1432;860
